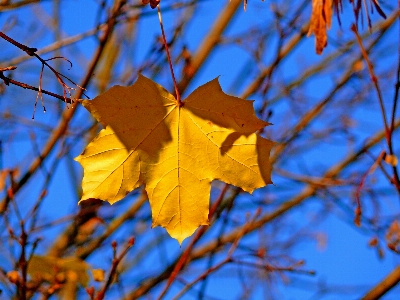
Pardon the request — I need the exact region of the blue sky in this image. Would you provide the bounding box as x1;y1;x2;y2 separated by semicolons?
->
0;0;399;299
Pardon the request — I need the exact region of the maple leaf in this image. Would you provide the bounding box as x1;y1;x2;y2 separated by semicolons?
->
308;0;333;55
75;75;275;243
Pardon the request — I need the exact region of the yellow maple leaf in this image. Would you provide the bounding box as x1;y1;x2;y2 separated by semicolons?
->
308;0;333;55
75;75;275;243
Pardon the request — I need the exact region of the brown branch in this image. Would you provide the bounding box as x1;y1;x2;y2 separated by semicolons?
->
4;25;106;67
0;73;74;103
271;12;398;164
95;237;135;300
0;0;126;216
127;118;400;299
76;192;147;260
354;151;385;226
177;0;242;94
0;31;84;105
125;9;400;300
0;0;46;11
361;265;400;300
351;24;389;137
0;31;37;55
351;19;400;194
0;66;17;72
157;184;229;299
266;12;398;106
241;21;309;100
171;209;261;300
17;222;28;300
391;4;400;137
44;0;128;258
191;119;400;261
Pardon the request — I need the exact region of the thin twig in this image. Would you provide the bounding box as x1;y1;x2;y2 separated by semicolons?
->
76;192;147;260
177;0;242;94
157;184;229;299
44;0;127;258
0;31;85;105
171;209;261;300
351;24;389;138
157;4;181;104
351;22;400;193
0;73;74;103
354;151;385;226
95;237;135;300
0;31;37;55
0;66;17;72
18;221;28;300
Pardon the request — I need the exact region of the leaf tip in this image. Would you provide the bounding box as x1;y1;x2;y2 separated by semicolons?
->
74;154;82;162
207;76;223;91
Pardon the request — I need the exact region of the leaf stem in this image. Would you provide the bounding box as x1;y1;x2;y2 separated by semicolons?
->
157;4;181;105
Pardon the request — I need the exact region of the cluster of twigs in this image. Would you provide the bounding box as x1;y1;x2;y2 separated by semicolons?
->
0;31;82;112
